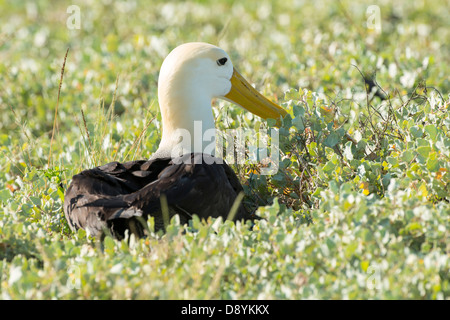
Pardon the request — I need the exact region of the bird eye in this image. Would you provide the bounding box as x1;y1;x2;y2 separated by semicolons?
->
216;57;227;66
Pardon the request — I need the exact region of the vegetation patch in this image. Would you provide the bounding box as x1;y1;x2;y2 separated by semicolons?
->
0;0;448;299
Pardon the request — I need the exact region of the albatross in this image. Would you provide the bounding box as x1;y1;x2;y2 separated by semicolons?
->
64;42;286;239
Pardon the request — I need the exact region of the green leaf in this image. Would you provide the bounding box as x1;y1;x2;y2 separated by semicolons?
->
0;189;12;202
104;236;115;254
401;150;415;162
410;126;423;139
417;146;431;158
292;116;305;131
426;155;439;172
308;142;318;157
406;222;423;233
387;156;398;167
361;260;370;272
416;139;429;147
382;173;391;188
284;88;301;100
322;160;336;174
266;118;277;127
424;124;438;142
324;131;340;148
326;238;336;250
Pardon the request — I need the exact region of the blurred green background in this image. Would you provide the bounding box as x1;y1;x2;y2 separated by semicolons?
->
0;0;448;299
1;0;448;146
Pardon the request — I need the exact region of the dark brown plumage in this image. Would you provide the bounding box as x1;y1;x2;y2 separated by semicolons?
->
64;153;252;239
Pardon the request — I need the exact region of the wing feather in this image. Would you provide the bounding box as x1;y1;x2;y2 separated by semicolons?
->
64;153;250;238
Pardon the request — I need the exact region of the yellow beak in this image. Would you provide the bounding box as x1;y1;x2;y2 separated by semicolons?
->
224;68;287;125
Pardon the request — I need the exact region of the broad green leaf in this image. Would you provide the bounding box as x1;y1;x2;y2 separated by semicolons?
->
410;126;423;139
0;189;12;202
426;157;439;172
387;156;398;166
424;124;438;142
417;146;431;158
324;131;340;148
401;150;415;162
292;116;305;131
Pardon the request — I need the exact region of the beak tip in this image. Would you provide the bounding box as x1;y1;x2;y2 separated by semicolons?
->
227;69;287;124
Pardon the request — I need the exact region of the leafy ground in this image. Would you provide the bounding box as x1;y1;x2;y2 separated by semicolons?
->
0;0;448;299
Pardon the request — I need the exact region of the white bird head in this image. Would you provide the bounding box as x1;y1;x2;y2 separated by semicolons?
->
153;42;286;159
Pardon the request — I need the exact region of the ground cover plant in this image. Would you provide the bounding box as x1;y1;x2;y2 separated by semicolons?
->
0;0;448;299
